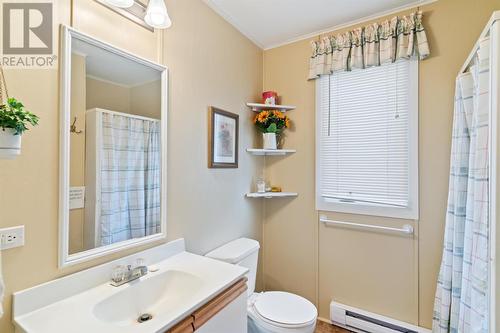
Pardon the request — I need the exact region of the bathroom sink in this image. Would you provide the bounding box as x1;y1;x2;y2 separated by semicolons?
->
93;270;203;326
13;247;248;333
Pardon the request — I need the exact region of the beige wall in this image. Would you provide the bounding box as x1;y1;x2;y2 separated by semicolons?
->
2;1;496;331
86;77;132;113
162;0;263;257
0;1;263;332
262;0;500;328
86;78;161;118
131;80;162;119
72;0;161;62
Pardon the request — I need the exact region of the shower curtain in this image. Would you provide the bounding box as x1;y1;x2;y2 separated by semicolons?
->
99;112;161;246
433;38;490;333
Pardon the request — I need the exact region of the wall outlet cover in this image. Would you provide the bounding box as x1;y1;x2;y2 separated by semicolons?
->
0;225;25;250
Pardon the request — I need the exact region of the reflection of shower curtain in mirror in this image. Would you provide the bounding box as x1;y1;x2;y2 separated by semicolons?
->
100;112;161;246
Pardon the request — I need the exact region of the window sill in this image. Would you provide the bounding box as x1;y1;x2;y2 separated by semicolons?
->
316;198;419;220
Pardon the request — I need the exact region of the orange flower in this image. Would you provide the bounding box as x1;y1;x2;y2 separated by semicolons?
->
285;117;291;128
273;110;285;119
252;114;258;124
257;111;270;123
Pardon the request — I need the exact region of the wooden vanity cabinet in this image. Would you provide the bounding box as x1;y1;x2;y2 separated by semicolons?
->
166;278;248;333
168;317;195;333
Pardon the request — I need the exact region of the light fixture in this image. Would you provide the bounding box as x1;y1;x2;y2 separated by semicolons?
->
104;0;134;8
144;0;172;29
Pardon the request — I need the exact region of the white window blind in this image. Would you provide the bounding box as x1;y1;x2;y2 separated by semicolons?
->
316;60;418;219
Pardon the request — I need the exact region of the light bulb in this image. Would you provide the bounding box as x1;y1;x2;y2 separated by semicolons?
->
104;0;134;8
145;0;172;29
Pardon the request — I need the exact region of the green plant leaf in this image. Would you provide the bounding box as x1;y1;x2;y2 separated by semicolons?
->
0;97;39;135
266;123;277;133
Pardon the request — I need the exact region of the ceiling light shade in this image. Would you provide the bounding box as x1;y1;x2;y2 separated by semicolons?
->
104;0;134;8
145;0;172;29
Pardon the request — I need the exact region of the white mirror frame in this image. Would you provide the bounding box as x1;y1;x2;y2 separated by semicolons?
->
59;25;168;267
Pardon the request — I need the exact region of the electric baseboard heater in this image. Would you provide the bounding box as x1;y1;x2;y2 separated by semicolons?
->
330;301;431;333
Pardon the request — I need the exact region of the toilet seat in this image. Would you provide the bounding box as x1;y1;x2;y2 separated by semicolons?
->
250;292;317;329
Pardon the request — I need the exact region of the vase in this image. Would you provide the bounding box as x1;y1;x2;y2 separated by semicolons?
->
276;133;284;149
0;128;22;159
263;133;277;150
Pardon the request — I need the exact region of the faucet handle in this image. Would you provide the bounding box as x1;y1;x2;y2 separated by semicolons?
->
111;265;126;282
136;258;145;267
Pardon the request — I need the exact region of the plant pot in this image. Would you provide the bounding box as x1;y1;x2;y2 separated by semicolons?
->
263;132;277;150
0;128;21;159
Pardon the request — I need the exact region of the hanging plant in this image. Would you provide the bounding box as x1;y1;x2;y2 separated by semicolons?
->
0;67;39;159
0;98;39;135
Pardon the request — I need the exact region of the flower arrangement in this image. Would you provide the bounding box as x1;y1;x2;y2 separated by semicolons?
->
253;110;291;134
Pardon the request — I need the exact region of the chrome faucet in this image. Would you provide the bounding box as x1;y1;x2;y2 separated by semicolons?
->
111;259;148;287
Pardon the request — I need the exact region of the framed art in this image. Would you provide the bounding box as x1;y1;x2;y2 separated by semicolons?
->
208;107;239;168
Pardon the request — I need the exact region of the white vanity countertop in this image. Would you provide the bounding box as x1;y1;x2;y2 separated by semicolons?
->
13;251;248;333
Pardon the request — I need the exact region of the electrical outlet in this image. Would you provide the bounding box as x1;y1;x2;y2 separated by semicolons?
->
0;225;25;250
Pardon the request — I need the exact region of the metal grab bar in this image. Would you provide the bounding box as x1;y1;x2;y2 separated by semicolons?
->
319;215;414;236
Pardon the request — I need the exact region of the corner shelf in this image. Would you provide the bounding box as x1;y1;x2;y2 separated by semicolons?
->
246;192;298;199
246;101;298;199
246;148;296;156
246;103;296;112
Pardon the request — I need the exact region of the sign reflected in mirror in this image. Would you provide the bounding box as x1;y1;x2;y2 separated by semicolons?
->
59;26;167;267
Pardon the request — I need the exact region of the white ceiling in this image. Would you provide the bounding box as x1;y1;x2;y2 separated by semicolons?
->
203;0;434;50
72;38;161;88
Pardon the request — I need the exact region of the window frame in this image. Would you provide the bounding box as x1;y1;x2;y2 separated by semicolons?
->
315;60;419;220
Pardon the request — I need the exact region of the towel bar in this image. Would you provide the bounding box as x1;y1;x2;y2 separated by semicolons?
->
319;215;414;235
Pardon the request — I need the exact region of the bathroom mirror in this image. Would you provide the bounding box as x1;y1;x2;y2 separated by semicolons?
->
59;26;168;267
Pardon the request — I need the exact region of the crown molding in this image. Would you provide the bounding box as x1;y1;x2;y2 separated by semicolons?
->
264;0;438;50
203;0;438;51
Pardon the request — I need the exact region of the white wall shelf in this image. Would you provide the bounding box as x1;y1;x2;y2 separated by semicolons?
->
246;101;297;199
246;103;296;112
246;148;296;156
246;192;298;199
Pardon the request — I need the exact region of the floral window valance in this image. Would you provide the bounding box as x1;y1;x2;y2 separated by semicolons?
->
308;11;430;80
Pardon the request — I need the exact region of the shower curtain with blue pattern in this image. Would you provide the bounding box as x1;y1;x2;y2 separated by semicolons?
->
99;112;161;246
433;38;490;333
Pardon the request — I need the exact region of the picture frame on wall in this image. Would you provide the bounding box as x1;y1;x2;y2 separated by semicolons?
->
208;107;239;168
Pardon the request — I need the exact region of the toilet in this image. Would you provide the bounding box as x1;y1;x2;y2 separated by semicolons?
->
205;238;317;333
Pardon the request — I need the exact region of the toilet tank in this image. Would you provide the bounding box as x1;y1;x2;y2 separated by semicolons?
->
205;238;260;295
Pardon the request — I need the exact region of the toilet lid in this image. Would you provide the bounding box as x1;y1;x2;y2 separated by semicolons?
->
253;292;317;326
